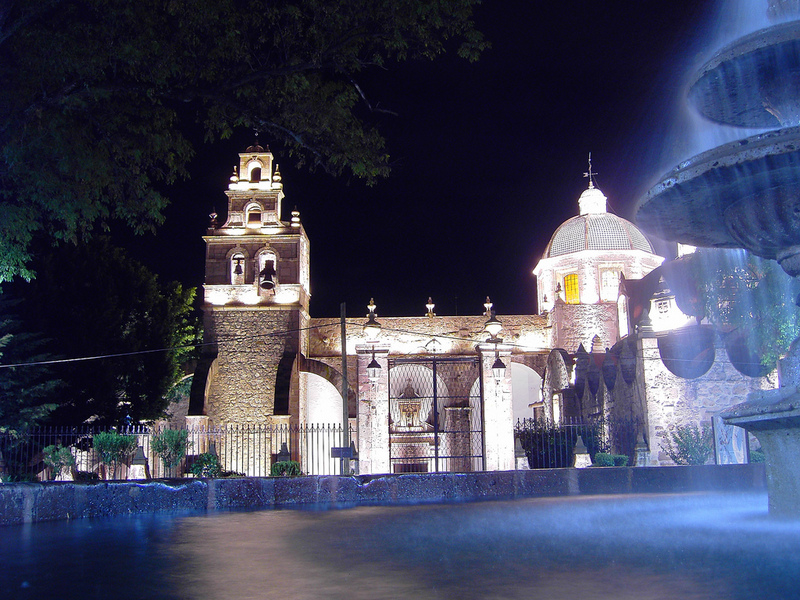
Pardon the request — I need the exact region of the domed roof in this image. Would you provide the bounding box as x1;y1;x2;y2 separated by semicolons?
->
544;185;655;258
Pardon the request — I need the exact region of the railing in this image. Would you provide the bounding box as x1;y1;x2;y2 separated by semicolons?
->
0;423;354;482
514;416;640;469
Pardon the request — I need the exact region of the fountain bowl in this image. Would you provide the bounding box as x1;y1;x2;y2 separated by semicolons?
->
636;125;800;274
689;20;800;128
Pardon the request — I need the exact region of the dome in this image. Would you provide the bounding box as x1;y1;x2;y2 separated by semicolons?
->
544;185;655;258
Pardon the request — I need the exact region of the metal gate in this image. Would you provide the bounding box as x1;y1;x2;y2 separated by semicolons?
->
388;356;484;473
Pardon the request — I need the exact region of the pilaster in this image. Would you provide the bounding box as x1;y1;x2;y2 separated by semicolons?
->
356;343;391;475
478;342;515;471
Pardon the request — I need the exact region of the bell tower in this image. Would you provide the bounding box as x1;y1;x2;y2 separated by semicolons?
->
194;142;310;425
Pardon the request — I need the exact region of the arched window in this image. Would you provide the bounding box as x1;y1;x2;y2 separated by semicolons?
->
230;253;245;285
249;167;262;182
600;270;620;301
256;250;278;292
564;273;579;304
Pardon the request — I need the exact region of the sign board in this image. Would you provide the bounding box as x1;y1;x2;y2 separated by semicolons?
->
331;447;353;459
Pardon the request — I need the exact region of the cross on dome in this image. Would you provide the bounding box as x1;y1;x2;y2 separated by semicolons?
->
583;152;597;189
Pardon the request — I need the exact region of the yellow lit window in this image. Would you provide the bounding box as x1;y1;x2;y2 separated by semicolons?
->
564;273;579;304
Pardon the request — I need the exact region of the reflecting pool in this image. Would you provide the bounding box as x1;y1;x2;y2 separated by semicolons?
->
1;492;798;600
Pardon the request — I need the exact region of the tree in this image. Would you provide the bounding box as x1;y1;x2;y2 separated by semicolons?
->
0;298;61;432
0;0;486;281
10;237;199;426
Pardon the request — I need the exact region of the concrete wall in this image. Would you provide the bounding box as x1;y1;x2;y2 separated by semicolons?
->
0;464;765;526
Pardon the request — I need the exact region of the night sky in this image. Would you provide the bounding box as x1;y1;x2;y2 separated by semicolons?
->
121;1;730;319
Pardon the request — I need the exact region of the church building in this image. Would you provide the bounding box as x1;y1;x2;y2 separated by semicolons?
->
189;145;773;474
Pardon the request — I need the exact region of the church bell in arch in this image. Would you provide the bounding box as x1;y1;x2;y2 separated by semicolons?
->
259;261;276;290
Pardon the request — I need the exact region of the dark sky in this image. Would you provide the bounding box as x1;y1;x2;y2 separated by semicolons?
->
123;1;724;319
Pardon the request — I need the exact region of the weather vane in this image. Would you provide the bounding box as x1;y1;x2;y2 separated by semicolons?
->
583;152;597;188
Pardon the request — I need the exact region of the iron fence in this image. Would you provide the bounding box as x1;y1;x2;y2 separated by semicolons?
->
514;416;640;469
0;423;354;482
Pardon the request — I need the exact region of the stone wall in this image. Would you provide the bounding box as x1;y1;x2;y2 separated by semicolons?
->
549;301;619;352
0;464;766;526
308;314;549;359
637;336;775;466
203;306;303;424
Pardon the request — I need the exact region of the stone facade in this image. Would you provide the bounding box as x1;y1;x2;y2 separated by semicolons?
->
194;143;310;429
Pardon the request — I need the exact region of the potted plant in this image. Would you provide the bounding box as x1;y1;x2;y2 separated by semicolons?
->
150;429;192;477
93;431;138;480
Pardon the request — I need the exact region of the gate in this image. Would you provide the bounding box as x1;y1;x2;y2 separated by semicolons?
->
388;356;484;473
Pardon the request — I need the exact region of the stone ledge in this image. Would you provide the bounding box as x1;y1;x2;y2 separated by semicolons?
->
0;464;766;526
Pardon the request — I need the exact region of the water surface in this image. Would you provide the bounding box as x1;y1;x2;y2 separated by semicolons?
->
1;492;798;600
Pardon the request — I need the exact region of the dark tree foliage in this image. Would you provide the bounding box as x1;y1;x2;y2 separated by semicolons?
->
10;238;199;426
0;298;61;432
0;0;486;281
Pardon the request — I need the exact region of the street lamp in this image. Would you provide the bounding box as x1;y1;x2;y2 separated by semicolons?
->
492;352;506;382
367;349;381;387
483;297;505;381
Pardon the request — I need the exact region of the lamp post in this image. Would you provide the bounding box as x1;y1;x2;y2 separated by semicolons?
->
363;298;382;387
483;297;505;381
480;298;513;470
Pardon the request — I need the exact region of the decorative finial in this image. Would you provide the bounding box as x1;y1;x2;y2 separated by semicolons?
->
426;297;435;318
367;298;376;316
583;152;597;189
291;208;300;228
273;164;282;183
246;130;266;153
209;208;218;229
484;296;493;317
230;167;239;183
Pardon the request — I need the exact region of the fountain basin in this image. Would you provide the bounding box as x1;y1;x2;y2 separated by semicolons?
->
689;21;800;127
636;125;800;273
722;385;800;516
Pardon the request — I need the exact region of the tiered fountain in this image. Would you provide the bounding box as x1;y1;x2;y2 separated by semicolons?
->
636;0;800;515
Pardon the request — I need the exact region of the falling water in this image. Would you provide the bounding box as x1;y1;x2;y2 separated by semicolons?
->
647;0;800;190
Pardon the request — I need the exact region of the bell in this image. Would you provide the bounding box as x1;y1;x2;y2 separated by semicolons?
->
260;275;275;290
259;264;276;290
233;260;243;276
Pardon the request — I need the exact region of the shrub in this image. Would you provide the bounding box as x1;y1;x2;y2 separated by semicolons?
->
93;431;138;479
189;452;222;478
151;429;191;476
42;444;76;480
750;448;766;463
219;470;246;478
594;452;615;467
270;460;302;477
663;423;713;466
594;452;629;467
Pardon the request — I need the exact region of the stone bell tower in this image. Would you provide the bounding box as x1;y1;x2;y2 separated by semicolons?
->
192;142;310;425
